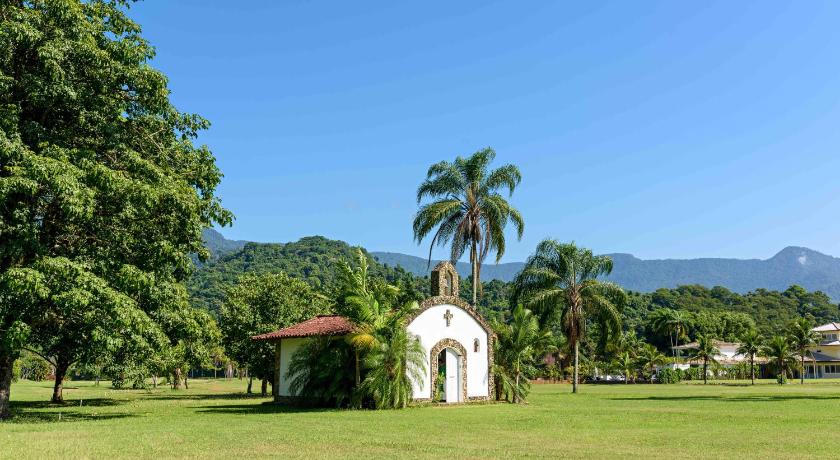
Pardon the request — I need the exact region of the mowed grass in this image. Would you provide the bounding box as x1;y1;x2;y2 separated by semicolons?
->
2;379;839;459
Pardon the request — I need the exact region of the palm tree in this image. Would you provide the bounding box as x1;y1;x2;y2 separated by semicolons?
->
687;335;720;384
512;240;626;393
788;318;820;384
649;309;690;360
336;250;390;387
761;335;796;384
613;351;637;384
492;305;553;403
361;325;427;409
637;344;667;383
736;330;762;385
413;148;524;304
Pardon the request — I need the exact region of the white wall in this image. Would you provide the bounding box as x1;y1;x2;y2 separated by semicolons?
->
406;303;490;399
278;337;305;397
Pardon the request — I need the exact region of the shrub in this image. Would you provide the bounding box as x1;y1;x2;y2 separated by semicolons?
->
682;367;701;381
657;368;683;384
12;359;21;383
18;352;52;381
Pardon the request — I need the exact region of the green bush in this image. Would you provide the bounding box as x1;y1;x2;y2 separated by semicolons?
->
18;352;52;381
682;367;701;381
657;368;683;384
12;359;21;383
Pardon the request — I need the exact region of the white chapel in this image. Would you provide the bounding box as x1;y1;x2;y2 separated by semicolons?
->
253;261;494;403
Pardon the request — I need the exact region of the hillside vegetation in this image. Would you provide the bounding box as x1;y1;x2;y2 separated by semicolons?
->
190;232;840;338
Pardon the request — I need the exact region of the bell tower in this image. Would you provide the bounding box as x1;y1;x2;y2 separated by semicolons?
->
431;261;459;297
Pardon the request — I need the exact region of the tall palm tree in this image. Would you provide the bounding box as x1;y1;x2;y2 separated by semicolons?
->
637;344;667;383
687;335;720;384
512;240;626;393
413;148;524;304
788;318;820;384
492;305;553;403
649;309;690;360
736;330;762;385
761;335;797;384
336;250;390;387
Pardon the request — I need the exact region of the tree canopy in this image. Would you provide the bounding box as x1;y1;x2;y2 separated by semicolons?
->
0;0;229;417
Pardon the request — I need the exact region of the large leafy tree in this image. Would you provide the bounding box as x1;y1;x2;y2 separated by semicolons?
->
512;240;626;393
219;272;328;394
492;304;553;403
0;0;229;417
787;318;819;384
687;335;720;384
413;147;524;304
736;330;763;385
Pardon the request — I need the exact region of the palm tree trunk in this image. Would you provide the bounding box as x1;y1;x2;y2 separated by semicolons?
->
355;351;360;386
750;354;755;385
514;372;520;403
703;359;708;385
471;241;478;305
800;355;805;384
572;341;579;394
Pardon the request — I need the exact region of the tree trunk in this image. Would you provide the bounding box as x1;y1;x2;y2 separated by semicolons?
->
0;353;14;420
750;355;755;385
184;375;189;390
703;359;708;385
51;357;70;403
247;375;253;394
173;368;183;389
355;351;360;386
572;341;579;394
471;242;478;305
800;355;805;384
260;378;268;396
152;375;157;389
514;371;521;403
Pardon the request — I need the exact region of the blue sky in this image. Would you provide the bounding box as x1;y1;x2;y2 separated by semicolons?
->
131;1;840;261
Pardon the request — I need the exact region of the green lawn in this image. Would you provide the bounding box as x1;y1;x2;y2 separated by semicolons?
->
2;379;838;459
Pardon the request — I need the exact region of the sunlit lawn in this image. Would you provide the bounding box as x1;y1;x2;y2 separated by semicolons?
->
2;378;839;459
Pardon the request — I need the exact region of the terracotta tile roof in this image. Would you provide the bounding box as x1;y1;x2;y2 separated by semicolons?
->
251;315;354;341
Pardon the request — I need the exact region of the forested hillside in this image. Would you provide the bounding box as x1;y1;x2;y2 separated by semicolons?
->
374;248;840;301
188;236;426;314
191;231;840;339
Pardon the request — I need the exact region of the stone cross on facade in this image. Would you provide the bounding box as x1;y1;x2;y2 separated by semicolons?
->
444;309;453;327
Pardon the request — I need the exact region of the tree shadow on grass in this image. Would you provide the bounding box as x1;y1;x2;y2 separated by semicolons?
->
195;401;343;416
144;392;270;401
610;394;840;402
4;398;135;424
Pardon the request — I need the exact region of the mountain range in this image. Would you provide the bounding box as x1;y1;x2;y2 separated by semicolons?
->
202;229;840;300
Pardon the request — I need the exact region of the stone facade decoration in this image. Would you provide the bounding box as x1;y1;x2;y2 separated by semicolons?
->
431;261;459;297
429;338;468;403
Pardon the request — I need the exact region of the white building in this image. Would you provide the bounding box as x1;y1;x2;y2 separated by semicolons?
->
803;322;840;379
253;261;494;403
672;340;754;366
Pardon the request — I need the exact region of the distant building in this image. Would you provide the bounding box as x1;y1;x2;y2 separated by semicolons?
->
803;322;840;379
672;340;760;366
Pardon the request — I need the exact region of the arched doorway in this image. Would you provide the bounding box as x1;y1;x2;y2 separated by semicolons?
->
430;339;467;403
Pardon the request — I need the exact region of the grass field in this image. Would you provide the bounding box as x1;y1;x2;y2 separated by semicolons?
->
2;378;839;459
